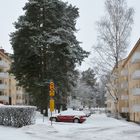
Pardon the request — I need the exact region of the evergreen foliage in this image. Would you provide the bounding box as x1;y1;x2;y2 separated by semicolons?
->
70;69;99;108
81;68;97;89
10;0;89;115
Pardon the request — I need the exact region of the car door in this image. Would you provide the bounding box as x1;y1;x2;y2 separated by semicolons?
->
57;114;68;122
57;115;72;122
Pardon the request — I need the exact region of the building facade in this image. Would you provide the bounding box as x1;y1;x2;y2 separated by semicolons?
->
0;49;25;105
106;38;140;122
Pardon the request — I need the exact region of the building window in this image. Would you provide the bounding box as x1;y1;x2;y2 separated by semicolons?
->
0;91;3;96
16;95;18;99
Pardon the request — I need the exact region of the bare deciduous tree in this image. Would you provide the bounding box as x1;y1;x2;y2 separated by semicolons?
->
92;0;134;117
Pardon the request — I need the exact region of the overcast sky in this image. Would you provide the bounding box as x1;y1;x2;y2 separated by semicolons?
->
0;0;140;70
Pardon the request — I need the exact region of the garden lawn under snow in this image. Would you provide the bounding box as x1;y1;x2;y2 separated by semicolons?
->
0;111;140;140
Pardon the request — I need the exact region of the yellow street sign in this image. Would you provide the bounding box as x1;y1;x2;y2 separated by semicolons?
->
50;99;54;112
50;82;54;90
49;90;55;96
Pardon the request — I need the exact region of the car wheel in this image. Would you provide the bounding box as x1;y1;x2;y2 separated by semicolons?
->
73;118;79;123
51;117;57;122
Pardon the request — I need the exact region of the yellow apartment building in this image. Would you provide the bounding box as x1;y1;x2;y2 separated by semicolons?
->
106;38;140;122
119;59;129;119
106;60;127;116
0;49;26;105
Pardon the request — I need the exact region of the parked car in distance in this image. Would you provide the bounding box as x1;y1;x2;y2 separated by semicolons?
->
50;109;86;123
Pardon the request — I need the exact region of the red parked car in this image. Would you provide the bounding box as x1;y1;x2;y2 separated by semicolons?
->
50;109;86;123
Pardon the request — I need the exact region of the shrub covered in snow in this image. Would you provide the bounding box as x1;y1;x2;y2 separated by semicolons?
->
0;105;36;127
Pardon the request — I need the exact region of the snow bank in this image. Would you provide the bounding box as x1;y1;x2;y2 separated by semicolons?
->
0;103;5;106
0;105;36;127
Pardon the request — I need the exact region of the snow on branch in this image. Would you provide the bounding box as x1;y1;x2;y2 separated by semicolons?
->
0;105;36;128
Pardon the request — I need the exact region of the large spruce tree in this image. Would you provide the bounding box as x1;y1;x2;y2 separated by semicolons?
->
10;0;89;115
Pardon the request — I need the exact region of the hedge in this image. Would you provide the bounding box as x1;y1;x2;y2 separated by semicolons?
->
0;105;36;127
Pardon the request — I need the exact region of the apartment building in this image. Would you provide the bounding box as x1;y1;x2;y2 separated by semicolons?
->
0;49;26;105
106;38;140;122
106;60;126;115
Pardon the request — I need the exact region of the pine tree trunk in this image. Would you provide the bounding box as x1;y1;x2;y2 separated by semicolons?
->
62;104;67;111
56;103;61;113
44;107;48;116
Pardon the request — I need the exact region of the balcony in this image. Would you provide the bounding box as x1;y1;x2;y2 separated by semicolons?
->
0;95;9;102
121;82;128;89
121;107;129;113
132;88;140;96
121;95;128;100
110;74;118;81
131;52;140;63
0;72;8;79
132;104;140;112
132;70;140;80
121;69;128;76
16;91;23;95
0;60;9;68
0;84;7;91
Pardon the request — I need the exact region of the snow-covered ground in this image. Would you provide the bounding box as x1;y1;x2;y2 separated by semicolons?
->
0;112;140;140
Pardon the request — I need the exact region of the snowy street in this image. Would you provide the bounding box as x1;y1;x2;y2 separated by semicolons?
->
1;113;140;140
